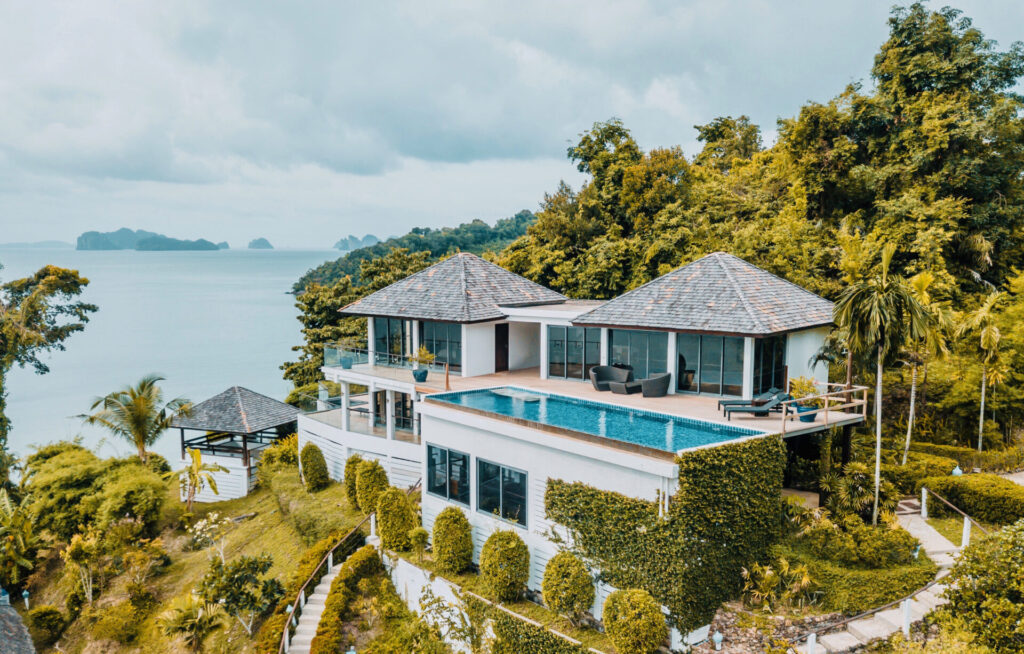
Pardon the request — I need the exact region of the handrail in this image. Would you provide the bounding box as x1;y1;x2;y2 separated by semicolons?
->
923;486;991;536
779;384;869;434
277;478;421;654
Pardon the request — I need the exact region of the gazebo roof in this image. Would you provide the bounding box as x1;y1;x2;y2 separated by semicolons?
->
172;386;299;434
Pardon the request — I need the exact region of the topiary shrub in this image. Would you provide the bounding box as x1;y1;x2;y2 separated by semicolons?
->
602;589;668;654
480;530;530;602
300;442;330;492
28;605;65;647
433;506;474;575
376;488;417;551
355;460;388;515
542;552;594;624
344;453;363;509
918;473;1024;525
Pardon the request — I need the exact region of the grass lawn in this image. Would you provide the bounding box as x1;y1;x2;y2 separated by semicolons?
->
926;516;999;548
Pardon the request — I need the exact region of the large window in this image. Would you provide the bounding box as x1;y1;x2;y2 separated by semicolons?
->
547;326;601;380
477;459;527;527
373;318;408;364
426;445;470;506
754;336;787;394
676;334;745;396
373;391;415;431
609;329;668;380
420;321;462;372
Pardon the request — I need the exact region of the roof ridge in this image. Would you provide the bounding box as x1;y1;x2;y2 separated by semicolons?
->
459;254;471;322
714;253;767;333
234;386;251;433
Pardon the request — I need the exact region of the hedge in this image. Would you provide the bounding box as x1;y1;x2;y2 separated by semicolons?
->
343;454;363;509
300;443;330;492
774;543;937;614
603;588;669;654
480;530;530;602
881;451;958;493
355;460;389;516
463;594;589;654
432;506;474;575
546;434;786;631
910;442;1024;473
309;545;384;654
376;487;417;551
918;473;1024;525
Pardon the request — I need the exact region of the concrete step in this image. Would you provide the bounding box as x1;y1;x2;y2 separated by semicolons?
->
873;607;905;631
294;624;319;635
847;616;896;643
819;630;864;652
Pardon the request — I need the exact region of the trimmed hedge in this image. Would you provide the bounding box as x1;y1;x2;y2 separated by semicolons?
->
918;473;1024;525
881;451;958;493
774;543;937;613
603;589;668;654
355;460;389;516
309;545;384;654
300;442;330;492
546;434;786;631
910;442;1024;473
541;552;594;623
432;506;474;575
344;454;363;509
376;487;417;551
480;530;530;602
462;594;588;654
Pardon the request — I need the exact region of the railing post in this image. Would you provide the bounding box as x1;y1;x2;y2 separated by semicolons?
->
902;598;911;636
921;487;928;519
327;551;333;572
807;633;816;654
370;514;377;539
961;517;971;549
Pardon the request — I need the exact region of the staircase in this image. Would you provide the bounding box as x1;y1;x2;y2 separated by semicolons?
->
286;567;339;654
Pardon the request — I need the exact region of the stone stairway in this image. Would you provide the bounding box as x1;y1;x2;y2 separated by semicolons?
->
795;512;958;653
286;568;339;654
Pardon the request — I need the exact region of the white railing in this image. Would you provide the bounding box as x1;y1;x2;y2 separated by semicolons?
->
780;382;869;434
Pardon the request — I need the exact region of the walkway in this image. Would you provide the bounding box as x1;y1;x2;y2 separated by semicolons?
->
796;501;957;653
286;567;339;654
1002;470;1024;486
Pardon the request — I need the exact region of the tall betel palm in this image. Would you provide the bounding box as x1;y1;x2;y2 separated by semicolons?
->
956;291;1005;453
834;244;930;525
172;448;229;513
900;272;950;465
80;375;191;463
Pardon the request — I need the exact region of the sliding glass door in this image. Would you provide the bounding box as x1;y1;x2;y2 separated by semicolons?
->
753;336;786;394
548;326;601;380
676;333;745;396
608;329;668;379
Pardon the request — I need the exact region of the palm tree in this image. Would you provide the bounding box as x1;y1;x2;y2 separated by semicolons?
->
158;595;225;653
900;272;951;465
834;243;930;525
79;375;191;463
171;448;229;513
956;291;1005;452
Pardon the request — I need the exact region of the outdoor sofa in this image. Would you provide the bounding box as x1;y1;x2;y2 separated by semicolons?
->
608;372;672;398
589;365;634;391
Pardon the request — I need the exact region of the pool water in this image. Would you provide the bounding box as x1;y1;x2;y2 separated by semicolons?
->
429;386;764;453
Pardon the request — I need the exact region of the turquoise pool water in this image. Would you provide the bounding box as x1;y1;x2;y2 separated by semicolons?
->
429;386;764;453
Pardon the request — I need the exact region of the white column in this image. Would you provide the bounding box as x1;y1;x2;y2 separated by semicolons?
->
666;332;677;394
368;381;376;429
386;390;395;441
600;328;609;365
411;320;420;356
539;323;549;380
341;381;351;432
366;318;375;362
742;337;755;400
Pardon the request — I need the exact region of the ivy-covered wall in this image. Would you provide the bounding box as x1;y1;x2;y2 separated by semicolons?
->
545;434;786;631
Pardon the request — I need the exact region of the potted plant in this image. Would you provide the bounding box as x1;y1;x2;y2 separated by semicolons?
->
408;345;436;382
789;376;822;423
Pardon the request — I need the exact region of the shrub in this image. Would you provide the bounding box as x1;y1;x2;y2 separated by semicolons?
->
432;506;474;575
918;474;1024;525
376;488;417;551
28;605;65;647
81;463;166;537
26;445;111;540
259;435;298;482
310;545;384;654
143;452;171;474
300;442;330;492
602;589;667;654
741;556;815;612
409;527;429;563
489;608;590;654
480;530;530;602
910;442;1024;473
355;460;389;515
541;552;594;624
801;513;919;568
945;519;1024;652
882;451;958;493
344;454;363;509
90;601;142;644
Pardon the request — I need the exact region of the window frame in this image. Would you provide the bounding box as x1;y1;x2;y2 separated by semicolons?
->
425;443;471;507
475;457;528;528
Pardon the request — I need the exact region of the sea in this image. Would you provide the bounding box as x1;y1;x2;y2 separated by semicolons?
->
0;247;338;464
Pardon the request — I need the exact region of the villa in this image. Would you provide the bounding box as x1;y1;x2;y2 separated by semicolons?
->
296;251;867;644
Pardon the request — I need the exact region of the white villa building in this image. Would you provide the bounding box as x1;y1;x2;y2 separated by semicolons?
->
296;251;866;644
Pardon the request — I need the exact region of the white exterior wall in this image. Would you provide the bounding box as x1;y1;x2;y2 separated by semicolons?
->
508;321;540;370
183;455;254;503
785;326;830;387
461;322;497;377
297;414;421;489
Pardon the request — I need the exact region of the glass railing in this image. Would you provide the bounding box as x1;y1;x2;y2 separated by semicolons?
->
323;345;447;373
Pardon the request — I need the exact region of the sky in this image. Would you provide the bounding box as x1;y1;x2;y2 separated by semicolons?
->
1;1;1023;249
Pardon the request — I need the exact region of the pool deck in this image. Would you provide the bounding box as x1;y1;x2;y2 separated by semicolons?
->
331;364;866;438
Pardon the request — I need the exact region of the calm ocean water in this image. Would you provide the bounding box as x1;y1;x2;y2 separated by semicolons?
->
0;248;337;463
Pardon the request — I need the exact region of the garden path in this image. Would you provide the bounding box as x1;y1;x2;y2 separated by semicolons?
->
1001;470;1024;486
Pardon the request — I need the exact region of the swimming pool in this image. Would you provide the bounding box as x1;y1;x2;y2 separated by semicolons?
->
428;386;765;453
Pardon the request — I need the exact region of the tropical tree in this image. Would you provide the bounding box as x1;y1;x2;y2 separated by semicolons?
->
79;375;191;463
158;595;225;653
196;553;283;635
956;291;1006;452
0;264;96;477
0;488;40;594
61;530;102;606
901;272;951;465
171;448;228;513
834;244;930;525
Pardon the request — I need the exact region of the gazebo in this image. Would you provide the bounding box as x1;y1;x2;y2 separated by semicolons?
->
172;386;299;501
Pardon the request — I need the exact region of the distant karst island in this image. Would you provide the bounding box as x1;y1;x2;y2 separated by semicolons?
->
248;238;273;249
334;234;380;251
76;228;222;251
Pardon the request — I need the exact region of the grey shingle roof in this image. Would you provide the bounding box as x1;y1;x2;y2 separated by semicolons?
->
339;252;567;323
572;252;833;336
172;386;299;434
0;604;34;654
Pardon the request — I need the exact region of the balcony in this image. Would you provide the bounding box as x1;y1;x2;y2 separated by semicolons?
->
298;391;420;444
324;345;448;375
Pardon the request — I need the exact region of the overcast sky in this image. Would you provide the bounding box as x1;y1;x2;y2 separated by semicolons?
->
1;1;1023;248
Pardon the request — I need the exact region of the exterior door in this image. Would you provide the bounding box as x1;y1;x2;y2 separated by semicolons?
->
495;323;509;372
